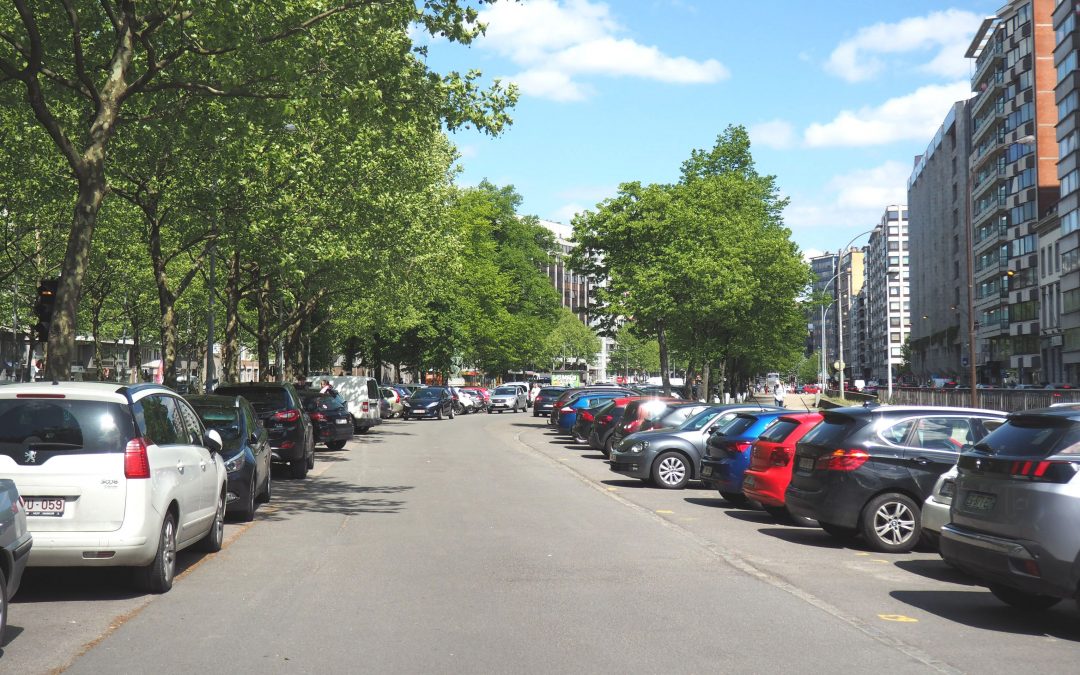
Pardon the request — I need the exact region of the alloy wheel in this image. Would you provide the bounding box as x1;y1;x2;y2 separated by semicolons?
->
872;500;916;546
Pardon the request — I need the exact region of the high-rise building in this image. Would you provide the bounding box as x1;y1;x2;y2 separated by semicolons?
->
908;102;973;382
966;0;1060;385
837;246;865;382
1054;0;1080;380
864;206;911;385
809;253;839;371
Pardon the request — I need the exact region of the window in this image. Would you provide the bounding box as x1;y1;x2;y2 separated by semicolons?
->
891;332;902;343
1060;91;1079;123
1056;242;1061;273
880;420;915;444
1062;169;1079;197
176;399;204;446
1059;51;1078;84
1063;209;1080;234
1060;130;1078;158
911;418;972;451
136;395;184;446
890;317;901;327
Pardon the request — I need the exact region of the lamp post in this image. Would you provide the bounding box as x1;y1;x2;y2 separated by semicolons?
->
835;229;875;398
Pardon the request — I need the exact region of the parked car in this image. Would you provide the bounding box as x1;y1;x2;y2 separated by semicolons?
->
607;398;683;450
570;396;639;443
316;376;382;433
740;412;823;522
940;408;1080;610
404;387;456;420
557;391;628;435
920;465;957;548
701;409;793;502
0;382;227;592
785;405;1007;552
462;387;490;412
186;394;273;521
803;384;820;394
639;402;713;432
489;385;528;413
215;383;315;479
300;391;355;450
533;387;568;418
610;405;770;489
451;387;481;414
380;387;405;418
0;478;31;641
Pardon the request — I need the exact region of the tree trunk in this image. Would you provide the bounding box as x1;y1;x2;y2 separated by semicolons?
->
256;273;272;381
283;316;304;383
684;361;697;400
222;249;241;383
130;316;141;384
657;321;671;395
717;360;727;399
701;363;711;403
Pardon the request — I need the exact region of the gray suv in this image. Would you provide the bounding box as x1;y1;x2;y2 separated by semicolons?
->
941;407;1080;611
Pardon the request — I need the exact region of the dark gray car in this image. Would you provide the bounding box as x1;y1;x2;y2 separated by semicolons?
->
0;478;32;641
609;404;782;489
941;407;1080;611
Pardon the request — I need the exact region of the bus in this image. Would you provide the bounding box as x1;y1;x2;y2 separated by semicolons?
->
766;372;780;390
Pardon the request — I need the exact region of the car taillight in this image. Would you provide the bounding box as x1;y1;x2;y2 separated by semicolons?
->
821;449;869;471
1009;460;1079;483
310;412;327;421
273;409;301;423
600;415;613;424
732;441;753;454
769;446;792;467
125;438;151;479
580;411;594;422
626;420;641;432
362;401;369;412
561;407;574;413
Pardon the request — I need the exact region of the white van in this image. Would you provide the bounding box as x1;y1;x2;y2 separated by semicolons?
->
320;376;381;433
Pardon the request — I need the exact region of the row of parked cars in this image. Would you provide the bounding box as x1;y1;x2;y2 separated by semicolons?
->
379;383;531;419
535;385;1080;615
0;376;399;640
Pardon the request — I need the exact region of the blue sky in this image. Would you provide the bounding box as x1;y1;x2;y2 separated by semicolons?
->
424;0;995;257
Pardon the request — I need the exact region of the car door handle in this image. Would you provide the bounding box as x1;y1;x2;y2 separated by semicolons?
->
177;460;185;474
912;457;932;465
200;460;207;471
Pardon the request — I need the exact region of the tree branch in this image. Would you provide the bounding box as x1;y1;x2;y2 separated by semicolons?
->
60;0;102;110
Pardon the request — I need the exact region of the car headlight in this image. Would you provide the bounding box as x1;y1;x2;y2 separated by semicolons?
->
224;451;247;473
628;441;648;454
425;401;438;408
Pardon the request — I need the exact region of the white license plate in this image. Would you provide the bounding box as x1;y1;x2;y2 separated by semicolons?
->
797;457;815;472
964;491;996;512
335;418;349;424
701;466;713;477
25;497;65;517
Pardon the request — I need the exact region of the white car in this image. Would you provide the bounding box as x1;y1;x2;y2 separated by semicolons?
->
921;465;958;549
488;386;527;413
0;382;228;593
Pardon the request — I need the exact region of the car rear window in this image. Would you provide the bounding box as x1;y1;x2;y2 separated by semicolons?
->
800;414;859;448
974;416;1080;458
0;399;135;453
758;418;800;443
721;414;758;436
301;394;342;412
540;388;564;396
215;386;288;412
190;405;242;447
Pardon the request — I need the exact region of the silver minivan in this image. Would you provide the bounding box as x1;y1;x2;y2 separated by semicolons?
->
941;407;1080;611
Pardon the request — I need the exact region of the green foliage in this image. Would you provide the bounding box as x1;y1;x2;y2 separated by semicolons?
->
610;323;660;375
797;353;820;384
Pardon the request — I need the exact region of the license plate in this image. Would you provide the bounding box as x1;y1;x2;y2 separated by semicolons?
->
25;497;65;517
335;418;348;424
701;466;713;477
797;456;815;472
743;475;755;488
964;491;996;512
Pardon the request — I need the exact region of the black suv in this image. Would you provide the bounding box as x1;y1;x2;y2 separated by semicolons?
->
785;405;1007;552
214;383;314;479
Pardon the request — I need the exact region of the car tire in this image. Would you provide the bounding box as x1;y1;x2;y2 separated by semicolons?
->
652;452;690;489
290;455;308;479
448;406;455;420
258;469;272;504
307;441;315;469
988;584;1062;610
488;409;494;414
603;436;615;458
860;492;921;553
194;488;226;553
719;491;748;506
235;476;256;522
436;407;443;420
819;522;859;541
137;512;177;593
355;426;370;434
0;566;8;642
326;440;346;450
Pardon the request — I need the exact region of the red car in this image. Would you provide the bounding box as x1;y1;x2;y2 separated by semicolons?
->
462;387;490;410
802;384;820;394
741;412;823;522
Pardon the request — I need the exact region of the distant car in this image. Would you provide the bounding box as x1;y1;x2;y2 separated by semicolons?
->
941;407;1080;610
0;478;31;641
488;386;527;413
462;387;490;412
533;386;567;417
404;387;455;420
300;391;355;450
186;394;273;521
701;409;793;502
0;382;227;593
606;398;683;450
786;405;1007;552
589;398;638;457
215;383;315;478
802;384;820;394
380;387;405;418
557;391;627;434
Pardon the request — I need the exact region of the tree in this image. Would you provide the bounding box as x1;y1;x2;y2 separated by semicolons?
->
543;308;600;371
0;1;516;379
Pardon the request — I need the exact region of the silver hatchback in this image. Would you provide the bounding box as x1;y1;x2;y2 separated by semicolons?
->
940;407;1080;611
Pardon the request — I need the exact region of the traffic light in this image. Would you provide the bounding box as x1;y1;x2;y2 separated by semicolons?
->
33;278;59;342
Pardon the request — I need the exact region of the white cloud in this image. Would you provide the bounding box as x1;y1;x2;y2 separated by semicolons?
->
826;9;980;83
784;161;909;243
804;81;972;147
750;120;796;149
479;0;728;101
552;203;587;223
827;161;910;210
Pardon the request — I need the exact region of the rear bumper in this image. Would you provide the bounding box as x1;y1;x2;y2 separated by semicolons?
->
5;532;32;598
940;524;1078;599
316;423;355;443
741;468;787;507
785;483;861;529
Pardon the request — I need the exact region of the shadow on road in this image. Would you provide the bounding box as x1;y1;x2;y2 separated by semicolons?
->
755;526;850;550
683;496;730;508
601;479;649;488
258;479;414;520
889;589;1080;641
893;558;979;586
1;625;24;648
723;509;774;524
580;454;607;460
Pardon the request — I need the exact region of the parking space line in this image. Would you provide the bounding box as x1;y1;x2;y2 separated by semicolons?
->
656;509;674;514
879;614;919;623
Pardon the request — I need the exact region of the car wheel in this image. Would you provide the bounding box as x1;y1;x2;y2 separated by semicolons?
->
307;441;315;469
652;452;690;489
819;522;859;541
290;455;309;479
355;426;370;434
326;440;346;450
448;406;455;420
194;488;226;552
137;512;177;593
603;436;615;458
235;476;257;522
488;409;493;414
719;491;748;506
988;584;1062;610
258;469;272;504
861;492;921;553
0;566;8;642
436;407;443;420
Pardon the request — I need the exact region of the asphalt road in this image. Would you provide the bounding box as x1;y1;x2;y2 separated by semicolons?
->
4;408;1079;673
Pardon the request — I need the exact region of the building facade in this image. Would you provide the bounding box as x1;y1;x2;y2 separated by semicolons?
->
837;247;866;382
863;206;911;385
1054;0;1080;380
908;101;974;382
809;253;840;375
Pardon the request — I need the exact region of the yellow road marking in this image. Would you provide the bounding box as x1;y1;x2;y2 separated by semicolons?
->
855;552;870;556
878;614;918;623
606;487;618;491
871;559;890;564
656;509;674;514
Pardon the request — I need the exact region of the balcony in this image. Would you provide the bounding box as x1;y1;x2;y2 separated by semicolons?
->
971;43;1004;87
970;73;1005;117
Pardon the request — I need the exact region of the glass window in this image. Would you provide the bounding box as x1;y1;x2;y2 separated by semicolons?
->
0;400;134;453
176;398;204;445
911;418;972;451
879;419;914;444
135;395;184;446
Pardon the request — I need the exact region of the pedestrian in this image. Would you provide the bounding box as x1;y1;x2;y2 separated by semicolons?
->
773;381;786;407
319;379;333;394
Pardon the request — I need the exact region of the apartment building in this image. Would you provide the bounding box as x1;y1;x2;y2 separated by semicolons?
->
809;253;839;368
1055;0;1080;380
966;0;1060;385
863;206;911;385
908;102;973;382
837;246;865;382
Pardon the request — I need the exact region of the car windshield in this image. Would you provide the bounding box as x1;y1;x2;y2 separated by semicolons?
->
301;394;343;412
411;389;442;401
494;387;517;395
972;416;1080;458
681;408;723;431
215;386;288;412
191;406;243;447
0;399;135;453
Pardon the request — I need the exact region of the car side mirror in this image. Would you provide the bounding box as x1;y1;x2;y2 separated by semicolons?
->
706;425;719;434
203;429;224;454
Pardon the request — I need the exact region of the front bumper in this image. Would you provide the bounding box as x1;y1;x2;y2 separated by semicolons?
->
940;523;1077;599
609;451;651;479
920;496;951;535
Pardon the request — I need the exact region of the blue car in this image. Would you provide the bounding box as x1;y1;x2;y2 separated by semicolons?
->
700;410;789;504
557;393;625;435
